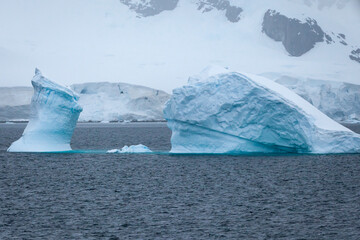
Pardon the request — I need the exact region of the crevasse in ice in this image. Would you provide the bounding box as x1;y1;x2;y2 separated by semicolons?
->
163;66;360;154
7;69;82;152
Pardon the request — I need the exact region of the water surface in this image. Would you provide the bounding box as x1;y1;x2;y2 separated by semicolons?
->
0;123;360;239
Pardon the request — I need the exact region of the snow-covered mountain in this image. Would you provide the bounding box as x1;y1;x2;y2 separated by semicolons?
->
0;0;359;93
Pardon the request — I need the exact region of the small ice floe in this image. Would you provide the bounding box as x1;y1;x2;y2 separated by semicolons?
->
107;144;152;153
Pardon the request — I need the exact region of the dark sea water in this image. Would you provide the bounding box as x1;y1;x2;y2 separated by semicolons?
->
1;123;360;240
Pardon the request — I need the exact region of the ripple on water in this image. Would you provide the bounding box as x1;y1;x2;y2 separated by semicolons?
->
0;123;360;239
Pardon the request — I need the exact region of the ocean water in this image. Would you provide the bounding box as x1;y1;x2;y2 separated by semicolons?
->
1;123;360;239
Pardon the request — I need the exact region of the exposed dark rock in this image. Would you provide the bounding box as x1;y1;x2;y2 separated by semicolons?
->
325;34;334;44
350;48;360;63
119;0;178;17
225;6;243;23
197;0;243;23
262;10;325;57
338;33;346;39
337;33;348;45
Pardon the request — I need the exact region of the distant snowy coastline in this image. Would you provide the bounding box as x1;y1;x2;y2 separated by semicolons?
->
0;82;170;123
1;78;359;124
72;82;170;122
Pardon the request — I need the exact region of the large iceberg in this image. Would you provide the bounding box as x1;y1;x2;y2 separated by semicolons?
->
8;69;82;152
164;66;360;154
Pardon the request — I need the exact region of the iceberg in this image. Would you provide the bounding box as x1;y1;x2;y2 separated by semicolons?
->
164;66;360;154
107;144;152;153
7;69;82;152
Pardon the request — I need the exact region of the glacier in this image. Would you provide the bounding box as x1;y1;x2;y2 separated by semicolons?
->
71;82;170;122
164;67;360;154
272;75;360;123
0;82;170;122
7;69;82;152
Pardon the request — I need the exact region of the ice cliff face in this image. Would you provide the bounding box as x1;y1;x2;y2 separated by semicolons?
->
71;82;170;122
8;69;82;152
272;76;360;123
164;67;360;154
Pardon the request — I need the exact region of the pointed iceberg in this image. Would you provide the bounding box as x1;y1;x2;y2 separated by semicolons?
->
164;66;360;154
8;69;82;152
